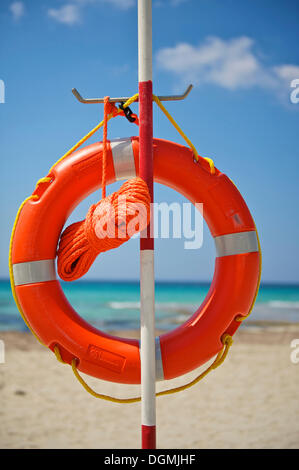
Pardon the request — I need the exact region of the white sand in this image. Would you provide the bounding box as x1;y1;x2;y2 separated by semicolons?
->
0;327;298;449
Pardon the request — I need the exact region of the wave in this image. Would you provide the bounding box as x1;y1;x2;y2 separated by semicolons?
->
0;313;29;332
267;301;299;309
106;301;196;314
106;300;299;313
107;301;140;310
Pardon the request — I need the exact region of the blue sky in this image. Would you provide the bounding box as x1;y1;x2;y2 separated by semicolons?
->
0;0;299;283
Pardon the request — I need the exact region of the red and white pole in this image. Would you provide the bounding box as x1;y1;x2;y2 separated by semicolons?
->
138;0;156;449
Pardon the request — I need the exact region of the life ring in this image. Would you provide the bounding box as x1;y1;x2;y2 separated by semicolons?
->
10;137;261;384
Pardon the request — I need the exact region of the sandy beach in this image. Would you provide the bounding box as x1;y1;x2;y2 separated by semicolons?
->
0;326;298;449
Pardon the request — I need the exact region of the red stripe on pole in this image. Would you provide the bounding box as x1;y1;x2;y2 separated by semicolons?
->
139;80;154;251
142;425;156;449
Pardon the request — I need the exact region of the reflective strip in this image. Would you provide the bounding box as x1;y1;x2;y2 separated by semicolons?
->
12;260;56;286
214;231;258;257
110;138;136;181
155;336;164;381
138;336;165;381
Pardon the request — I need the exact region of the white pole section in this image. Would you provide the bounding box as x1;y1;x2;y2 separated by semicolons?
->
138;0;156;449
138;0;153;83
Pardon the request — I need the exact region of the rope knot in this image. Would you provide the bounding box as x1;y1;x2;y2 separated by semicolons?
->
105;100;120;118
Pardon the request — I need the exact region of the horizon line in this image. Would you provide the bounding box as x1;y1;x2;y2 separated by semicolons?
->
1;278;299;287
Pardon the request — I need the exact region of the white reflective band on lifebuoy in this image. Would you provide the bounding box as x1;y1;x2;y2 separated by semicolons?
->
214;230;258;257
110;138;136;181
13;260;56;286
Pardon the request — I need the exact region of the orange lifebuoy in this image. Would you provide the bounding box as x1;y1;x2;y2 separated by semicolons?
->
10;137;261;384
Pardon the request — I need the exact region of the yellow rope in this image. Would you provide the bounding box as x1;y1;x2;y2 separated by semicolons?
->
53;345;65;364
122;93;139;108
48;95;138;173
155;334;233;397
8;194;46;345
35;176;52;187
53;334;233;403
152;94;215;174
46;91;213;176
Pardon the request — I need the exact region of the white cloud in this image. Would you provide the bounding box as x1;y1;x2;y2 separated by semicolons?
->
48;0;135;26
157;37;267;89
273;64;299;83
156;36;299;98
77;0;186;8
10;1;25;21
48;4;81;25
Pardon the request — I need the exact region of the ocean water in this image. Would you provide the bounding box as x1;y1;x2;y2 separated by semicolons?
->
0;280;299;333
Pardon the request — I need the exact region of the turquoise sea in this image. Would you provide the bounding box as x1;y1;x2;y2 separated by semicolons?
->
0;280;299;333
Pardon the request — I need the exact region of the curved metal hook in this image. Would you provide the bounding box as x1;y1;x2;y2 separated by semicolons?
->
72;84;193;104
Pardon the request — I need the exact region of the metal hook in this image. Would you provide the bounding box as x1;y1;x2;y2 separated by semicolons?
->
71;84;193;104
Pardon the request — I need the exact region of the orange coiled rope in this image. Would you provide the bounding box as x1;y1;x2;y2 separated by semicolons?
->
57;96;150;282
57;177;150;281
